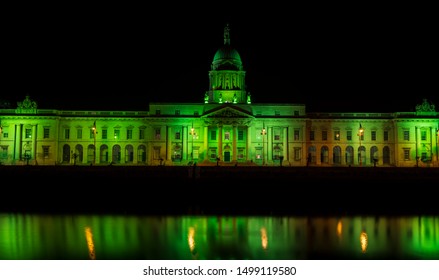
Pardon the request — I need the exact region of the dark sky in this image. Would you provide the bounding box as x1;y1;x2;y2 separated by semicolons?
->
3;4;437;113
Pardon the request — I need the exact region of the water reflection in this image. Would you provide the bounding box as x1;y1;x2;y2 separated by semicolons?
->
0;214;438;260
85;227;96;260
360;231;368;253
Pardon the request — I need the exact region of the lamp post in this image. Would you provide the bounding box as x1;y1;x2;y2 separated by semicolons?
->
358;124;364;166
92;121;97;165
261;124;266;166
190;123;196;163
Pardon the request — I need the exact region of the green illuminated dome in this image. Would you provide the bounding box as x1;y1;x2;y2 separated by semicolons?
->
212;24;243;71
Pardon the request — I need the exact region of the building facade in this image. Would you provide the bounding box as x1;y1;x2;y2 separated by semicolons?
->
1;25;438;167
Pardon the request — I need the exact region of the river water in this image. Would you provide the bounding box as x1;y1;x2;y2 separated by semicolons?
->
1;214;438;260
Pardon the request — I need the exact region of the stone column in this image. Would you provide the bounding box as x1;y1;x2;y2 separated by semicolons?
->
183;126;188;161
218;125;223;161
14;124;22;160
232;125;237;162
268;126;273;164
282;127;288;161
246;126;252;162
32;125;37;163
204;126;208;163
166;126;172;162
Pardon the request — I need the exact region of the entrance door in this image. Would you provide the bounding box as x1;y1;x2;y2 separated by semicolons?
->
224;151;230;162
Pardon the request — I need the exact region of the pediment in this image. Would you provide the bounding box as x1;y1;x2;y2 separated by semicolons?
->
201;105;254;126
202;105;253;119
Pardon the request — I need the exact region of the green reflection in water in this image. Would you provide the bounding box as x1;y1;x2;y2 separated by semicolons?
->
0;214;438;260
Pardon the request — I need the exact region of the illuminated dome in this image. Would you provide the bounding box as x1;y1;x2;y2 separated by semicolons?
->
211;24;243;71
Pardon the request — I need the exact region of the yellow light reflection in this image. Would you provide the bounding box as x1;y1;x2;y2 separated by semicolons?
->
188;227;196;253
360;231;368;253
85;226;96;260
337;220;343;239
261;227;268;250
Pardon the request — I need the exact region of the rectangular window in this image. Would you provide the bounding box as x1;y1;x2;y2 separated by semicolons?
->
175;131;181;140
403;130;410;141
371;130;377;141
90;128;94;139
155;110;161;115
210;130;216;141
114;129;120;140
224;131;230;140
275;111;280;116
334;130;340;141
175;110;180;115
322;130;327;141
210;148;217;159
64;128;69;140
43;127;50;139
77;128;82;139
403;148;410;160
25;128;32;139
43;146;49;158
294;129;299;141
127;129;133;140
155;128;161;140
421;130;427;141
102;129;107;140
238;130;244;141
294;111;299;116
347;130;352;141
139;128;145;140
274;128;281;141
384;130;389;141
237;148;245;160
310;130;315;141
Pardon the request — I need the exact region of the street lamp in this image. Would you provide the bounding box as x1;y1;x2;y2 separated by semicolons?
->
92;121;97;165
261;123;266;166
358;123;364;166
189;123;196;163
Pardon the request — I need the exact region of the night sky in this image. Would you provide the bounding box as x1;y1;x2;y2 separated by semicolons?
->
3;4;437;113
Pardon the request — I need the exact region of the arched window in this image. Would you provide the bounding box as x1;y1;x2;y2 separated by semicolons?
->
345;146;354;165
333;146;342;164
